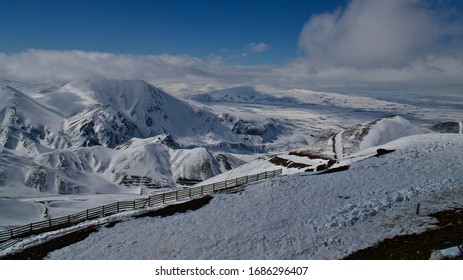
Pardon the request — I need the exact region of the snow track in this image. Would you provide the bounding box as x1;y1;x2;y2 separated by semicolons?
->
334;131;344;159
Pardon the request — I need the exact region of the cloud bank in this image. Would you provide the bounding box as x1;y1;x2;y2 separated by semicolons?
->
1;0;462;91
293;0;463;88
0;50;223;82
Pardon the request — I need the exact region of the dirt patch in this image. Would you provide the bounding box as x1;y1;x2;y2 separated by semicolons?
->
134;195;213;218
269;156;311;169
375;148;396;157
315;165;350;174
314;159;337;172
344;208;463;260
0;226;100;260
288;150;333;161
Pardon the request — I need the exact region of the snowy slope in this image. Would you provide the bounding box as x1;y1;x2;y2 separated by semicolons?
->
0;134;245;227
202;116;437;184
2;79;293;153
1;79;291;229
357;116;431;151
292;115;432;160
0;79;292;218
40;133;463;259
0;85;70;156
1;78;462;247
188;86;301;106
53;79;232;148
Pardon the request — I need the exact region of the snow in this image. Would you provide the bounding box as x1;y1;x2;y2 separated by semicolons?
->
358;116;430;151
28;133;463;260
334;130;343;159
277;154;325;167
1;78;463;259
0;199;45;227
429;246;463;260
197;155;283;185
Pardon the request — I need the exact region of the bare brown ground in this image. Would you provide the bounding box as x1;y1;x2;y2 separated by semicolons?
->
344;208;463;260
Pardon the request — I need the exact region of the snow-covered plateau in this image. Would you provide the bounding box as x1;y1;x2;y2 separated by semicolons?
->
0;78;462;259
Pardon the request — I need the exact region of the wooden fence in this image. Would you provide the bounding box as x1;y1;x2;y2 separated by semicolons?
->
0;169;282;244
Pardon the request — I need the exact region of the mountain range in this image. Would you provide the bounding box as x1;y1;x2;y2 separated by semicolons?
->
0;78;461;230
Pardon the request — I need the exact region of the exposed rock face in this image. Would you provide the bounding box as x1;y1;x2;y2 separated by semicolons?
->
56;176;81;194
25;166;48;192
216;154;233;171
232;120;267;136
429;122;461;134
0;165;6;186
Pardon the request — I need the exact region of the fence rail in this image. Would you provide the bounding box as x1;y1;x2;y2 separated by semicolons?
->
0;169;282;244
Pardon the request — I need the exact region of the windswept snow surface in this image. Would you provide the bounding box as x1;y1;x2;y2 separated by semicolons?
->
44;133;463;260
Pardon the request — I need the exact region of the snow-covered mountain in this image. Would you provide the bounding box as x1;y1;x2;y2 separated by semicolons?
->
1;78;308;227
41;132;463;260
187;86;301;106
41;79;238;148
291;115;432;160
1;78;462;245
199;115;456;184
0;85;71;156
2;79;293;154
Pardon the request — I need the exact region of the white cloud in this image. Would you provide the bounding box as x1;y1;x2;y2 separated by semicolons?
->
0;49;223;83
244;42;270;54
0;49;280;93
226;42;271;59
286;0;463;89
298;0;462;69
1;2;463;96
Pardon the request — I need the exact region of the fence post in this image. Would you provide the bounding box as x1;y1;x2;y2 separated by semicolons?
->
86;209;89;220
201;186;204;196
10;229;13;238
117;202;120;213
67;215;70;224
189;188;192;198
162;193;165;204
49;219;52;227
102;205;105;217
133;200;136;209
176;191;178;201
30;223;33;233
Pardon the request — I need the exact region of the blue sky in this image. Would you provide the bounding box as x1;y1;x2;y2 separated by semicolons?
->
0;0;462;90
0;0;347;64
